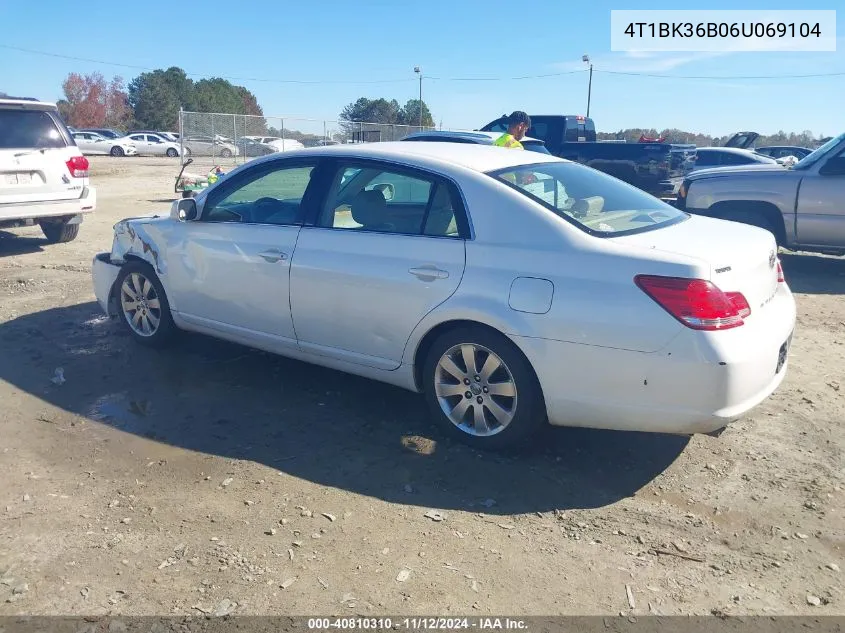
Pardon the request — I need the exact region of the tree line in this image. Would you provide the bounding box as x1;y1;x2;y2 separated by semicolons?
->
597;128;828;148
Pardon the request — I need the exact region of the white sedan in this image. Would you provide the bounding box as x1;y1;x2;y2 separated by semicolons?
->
90;142;796;449
72;131;137;157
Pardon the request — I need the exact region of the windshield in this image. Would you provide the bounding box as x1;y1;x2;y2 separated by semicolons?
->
793;133;845;170
489;161;688;237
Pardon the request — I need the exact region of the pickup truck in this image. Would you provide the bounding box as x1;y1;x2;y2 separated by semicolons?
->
677;132;845;256
479;114;697;199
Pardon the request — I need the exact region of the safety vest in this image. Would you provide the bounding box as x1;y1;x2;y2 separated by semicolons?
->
493;133;524;149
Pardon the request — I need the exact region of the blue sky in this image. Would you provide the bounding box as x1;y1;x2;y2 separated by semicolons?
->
0;0;842;137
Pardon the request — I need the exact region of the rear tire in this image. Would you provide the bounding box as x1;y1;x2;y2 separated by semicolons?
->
114;261;176;348
422;326;546;451
166;148;178;158
40;221;79;243
110;146;125;157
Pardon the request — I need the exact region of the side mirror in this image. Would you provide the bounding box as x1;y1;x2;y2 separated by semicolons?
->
177;198;198;221
819;156;845;176
372;182;395;201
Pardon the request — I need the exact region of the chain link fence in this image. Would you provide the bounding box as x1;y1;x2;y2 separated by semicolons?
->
178;110;438;169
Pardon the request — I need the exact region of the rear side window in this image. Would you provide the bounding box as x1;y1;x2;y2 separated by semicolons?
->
0;110;66;149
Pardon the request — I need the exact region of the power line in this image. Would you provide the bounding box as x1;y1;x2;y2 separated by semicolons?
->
3;43;844;84
0;44;414;85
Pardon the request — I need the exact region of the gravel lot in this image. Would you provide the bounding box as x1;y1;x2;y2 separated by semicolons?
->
0;156;842;617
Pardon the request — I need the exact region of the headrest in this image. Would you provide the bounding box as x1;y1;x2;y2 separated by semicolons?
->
350;189;388;227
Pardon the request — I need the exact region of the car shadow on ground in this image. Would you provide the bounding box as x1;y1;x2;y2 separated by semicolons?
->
0;231;46;256
0;302;691;515
780;252;845;295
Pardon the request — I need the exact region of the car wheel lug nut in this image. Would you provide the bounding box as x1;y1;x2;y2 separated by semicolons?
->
465;392;472;399
476;396;483;404
464;378;470;385
474;375;480;382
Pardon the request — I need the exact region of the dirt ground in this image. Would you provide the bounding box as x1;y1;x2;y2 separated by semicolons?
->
0;157;842;617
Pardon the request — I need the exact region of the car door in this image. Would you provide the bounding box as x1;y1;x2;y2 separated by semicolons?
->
165;159;320;351
289;160;468;370
795;146;845;248
128;134;150;155
145;134;167;156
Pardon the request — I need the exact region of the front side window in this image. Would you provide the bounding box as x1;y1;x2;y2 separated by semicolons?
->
695;150;719;167
320;163;463;237
202;164;315;225
130;135;144;142
489;161;688;237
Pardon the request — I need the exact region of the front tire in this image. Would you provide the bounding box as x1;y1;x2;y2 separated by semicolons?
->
110;146;125;157
40;221;79;243
114;261;176;348
422;326;546;450
166;148;178;158
220;148;232;158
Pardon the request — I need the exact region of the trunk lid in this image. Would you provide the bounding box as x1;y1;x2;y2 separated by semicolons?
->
723;131;759;149
613;214;780;319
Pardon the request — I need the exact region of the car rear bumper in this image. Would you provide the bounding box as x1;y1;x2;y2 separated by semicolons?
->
514;284;797;435
0;186;96;222
92;252;122;317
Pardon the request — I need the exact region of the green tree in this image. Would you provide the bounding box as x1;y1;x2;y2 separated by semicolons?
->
398;99;434;128
128;67;193;129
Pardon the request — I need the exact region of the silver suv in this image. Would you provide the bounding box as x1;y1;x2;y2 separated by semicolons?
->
0;98;96;243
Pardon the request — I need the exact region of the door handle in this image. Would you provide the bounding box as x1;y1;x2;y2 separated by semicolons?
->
409;265;449;281
258;249;288;263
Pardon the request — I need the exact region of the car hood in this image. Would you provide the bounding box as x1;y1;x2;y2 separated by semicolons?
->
688;163;786;179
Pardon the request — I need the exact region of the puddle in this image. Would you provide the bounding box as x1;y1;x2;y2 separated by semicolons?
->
88;392;154;432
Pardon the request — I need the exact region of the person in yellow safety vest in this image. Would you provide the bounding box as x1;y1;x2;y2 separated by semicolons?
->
493;111;532;150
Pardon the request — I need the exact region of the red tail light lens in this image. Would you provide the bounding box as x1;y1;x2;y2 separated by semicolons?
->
65;155;89;178
635;275;748;330
776;259;784;283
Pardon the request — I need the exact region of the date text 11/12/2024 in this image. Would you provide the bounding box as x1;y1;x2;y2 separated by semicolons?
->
307;618;528;630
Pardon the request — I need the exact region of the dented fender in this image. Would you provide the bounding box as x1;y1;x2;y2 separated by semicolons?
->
111;216;167;275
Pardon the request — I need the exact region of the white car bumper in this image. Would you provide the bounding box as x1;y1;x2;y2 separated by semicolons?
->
515;284;797;435
0;186;96;223
92;253;122;317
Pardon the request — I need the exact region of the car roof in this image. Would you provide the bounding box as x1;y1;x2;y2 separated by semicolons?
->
0;98;58;111
247;141;561;174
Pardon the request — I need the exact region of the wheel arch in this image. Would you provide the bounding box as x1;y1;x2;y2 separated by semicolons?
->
409;317;546;413
708;200;788;246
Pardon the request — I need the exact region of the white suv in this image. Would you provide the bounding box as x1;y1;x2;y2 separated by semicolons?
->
0;97;96;243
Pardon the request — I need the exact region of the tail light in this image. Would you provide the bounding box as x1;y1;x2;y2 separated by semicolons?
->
635;275;750;330
776;259;784;283
65;156;89;178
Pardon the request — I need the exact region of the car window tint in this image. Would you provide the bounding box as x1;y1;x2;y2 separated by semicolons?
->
203;165;314;225
130;135;144;142
0;110;66;149
322;165;460;236
695;150;719;166
720;152;752;165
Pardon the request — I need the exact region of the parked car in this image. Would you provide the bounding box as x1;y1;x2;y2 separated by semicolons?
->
235;137;278;157
402;130;550;154
125;132;182;157
754;145;814;161
91;142;795;449
678;132;845;256
242;136;305;152
689;147;779;172
182;135;240;158
72;131;137;157
479;114;697;198
0;97;96;243
81;128;125;140
128;129;179;143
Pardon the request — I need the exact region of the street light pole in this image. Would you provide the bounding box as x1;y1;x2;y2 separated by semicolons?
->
414;66;423;129
582;54;593;118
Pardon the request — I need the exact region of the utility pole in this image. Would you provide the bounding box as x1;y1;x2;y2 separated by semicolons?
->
582;54;593;118
414;66;423;128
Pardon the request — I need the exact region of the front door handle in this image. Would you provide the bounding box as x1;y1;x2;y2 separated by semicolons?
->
258;249;288;263
409;265;449;281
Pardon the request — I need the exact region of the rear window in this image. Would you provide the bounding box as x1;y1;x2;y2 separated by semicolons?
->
0;110;67;149
489;161;688;237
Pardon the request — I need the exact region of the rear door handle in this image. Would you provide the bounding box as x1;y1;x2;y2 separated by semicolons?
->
258;249;288;263
409;265;449;281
